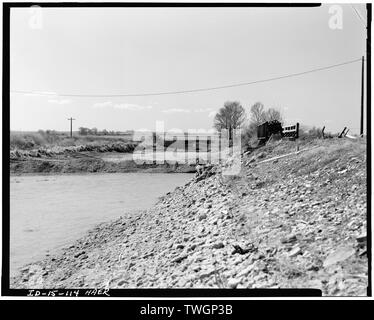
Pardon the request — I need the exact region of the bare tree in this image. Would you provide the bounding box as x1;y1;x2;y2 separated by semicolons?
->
265;108;283;123
213;101;246;131
249;103;282;124
243;103;284;147
249;102;266;125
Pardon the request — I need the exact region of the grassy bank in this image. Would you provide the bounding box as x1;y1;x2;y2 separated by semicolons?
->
10;131;135;150
10;157;197;175
9;131;199;174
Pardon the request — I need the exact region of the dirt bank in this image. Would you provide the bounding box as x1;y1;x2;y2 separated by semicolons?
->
10;157;196;174
10;147;197;174
11;138;368;295
10;141;196;174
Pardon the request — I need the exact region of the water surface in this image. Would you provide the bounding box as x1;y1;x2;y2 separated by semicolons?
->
10;173;192;276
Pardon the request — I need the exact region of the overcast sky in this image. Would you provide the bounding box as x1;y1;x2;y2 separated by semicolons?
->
10;4;367;134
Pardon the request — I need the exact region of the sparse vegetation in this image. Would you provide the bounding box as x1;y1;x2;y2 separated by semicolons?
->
10;131;50;150
78;127;124;136
240;102;283;150
299;126;333;140
10;130;135;150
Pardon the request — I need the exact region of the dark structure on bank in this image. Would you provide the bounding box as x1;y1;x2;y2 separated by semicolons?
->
257;120;299;144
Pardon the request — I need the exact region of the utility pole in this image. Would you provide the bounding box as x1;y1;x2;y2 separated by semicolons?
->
360;55;364;136
67;117;75;137
366;4;371;138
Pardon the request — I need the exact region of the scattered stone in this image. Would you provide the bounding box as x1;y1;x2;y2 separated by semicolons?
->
211;242;224;250
117;280;126;287
288;246;301;257
227;278;241;289
237;265;254;278
281;235;297;244
356;233;367;244
198;210;208;221
232;244;256;255
172;254;188;264
74;251;86;258
187;243;197;252
323;246;356;268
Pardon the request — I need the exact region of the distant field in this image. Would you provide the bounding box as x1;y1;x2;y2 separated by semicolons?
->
9;130;223;151
10;131;136;150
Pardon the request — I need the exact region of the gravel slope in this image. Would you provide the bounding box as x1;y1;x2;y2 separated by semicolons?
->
11;138;368;296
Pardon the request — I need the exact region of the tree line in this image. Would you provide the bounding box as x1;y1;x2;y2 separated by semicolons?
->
213;101;283;137
78;127;123;136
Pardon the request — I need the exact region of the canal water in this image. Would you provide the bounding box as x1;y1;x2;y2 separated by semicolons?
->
10;173;192;276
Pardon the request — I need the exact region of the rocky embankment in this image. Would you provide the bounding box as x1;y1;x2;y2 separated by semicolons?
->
11;138;367;296
10;142;195;174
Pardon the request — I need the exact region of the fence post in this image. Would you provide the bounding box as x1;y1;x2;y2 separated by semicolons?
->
338;127;347;138
218;131;221;164
184;132;188;165
152;132;157;165
296;122;299;139
195;136;199;164
207;136;211;164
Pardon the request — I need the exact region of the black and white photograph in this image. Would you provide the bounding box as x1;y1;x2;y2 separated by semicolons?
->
2;1;371;299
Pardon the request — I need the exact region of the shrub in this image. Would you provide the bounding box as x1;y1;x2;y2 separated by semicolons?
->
241;123;258;151
299;126;333;140
10;132;47;149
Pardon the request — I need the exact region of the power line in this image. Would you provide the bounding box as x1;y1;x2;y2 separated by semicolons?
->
10;58;362;98
351;4;367;28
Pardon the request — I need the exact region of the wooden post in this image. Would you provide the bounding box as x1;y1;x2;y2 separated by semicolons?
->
67;117;75;137
338;127;347;138
295;122;299;139
207;136;211;164
195;136;199;164
152;132;156;164
321;126;325;139
218;131;221;164
184;132;188;165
